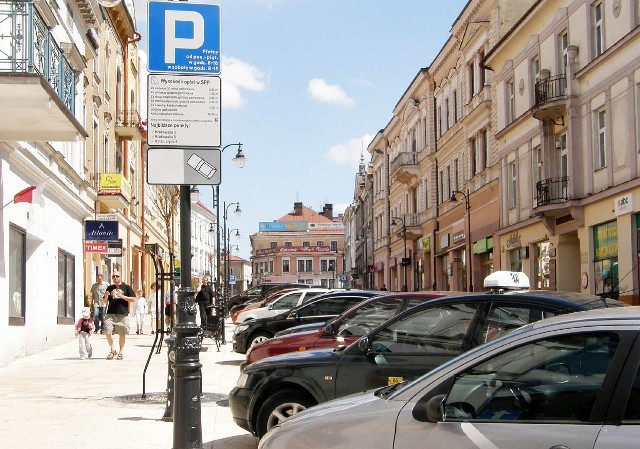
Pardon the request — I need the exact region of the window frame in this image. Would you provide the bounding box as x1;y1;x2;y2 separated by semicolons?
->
593;1;604;58
508;161;517;209
57;249;75;324
595;108;607;170
506;79;516;124
9;224;26;325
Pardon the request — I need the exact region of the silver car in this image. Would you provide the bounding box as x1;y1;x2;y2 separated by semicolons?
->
259;306;640;449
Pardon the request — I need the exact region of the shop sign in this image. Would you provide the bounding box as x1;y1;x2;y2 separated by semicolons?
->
84;241;108;253
593;221;618;260
85;220;119;241
418;236;431;252
452;231;465;243
107;240;123;257
505;232;521;249
439;233;449;250
473;238;487;254
614;193;634;216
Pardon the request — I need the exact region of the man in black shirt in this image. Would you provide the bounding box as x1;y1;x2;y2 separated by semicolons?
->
195;276;215;327
103;270;136;360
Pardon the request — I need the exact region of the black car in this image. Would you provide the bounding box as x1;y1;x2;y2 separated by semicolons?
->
227;283;311;314
229;290;625;438
231;290;381;354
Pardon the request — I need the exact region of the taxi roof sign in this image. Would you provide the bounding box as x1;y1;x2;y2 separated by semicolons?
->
484;271;530;290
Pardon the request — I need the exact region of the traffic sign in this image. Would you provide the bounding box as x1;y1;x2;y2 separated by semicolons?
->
148;1;220;74
147;73;221;147
147;148;221;185
229;274;236;285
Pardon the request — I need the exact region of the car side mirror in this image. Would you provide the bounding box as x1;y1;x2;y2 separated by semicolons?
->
413;394;446;423
357;336;370;353
289;311;299;319
324;322;336;335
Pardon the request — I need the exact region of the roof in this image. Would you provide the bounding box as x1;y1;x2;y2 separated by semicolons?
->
277;205;334;223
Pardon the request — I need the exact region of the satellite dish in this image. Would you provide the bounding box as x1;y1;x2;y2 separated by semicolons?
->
97;0;123;7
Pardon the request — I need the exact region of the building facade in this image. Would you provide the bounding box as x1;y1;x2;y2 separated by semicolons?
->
250;203;345;288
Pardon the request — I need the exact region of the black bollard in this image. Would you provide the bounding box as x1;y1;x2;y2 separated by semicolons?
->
162;334;176;422
172;286;203;449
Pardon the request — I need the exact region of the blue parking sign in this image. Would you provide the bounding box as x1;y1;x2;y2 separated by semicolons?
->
148;1;220;74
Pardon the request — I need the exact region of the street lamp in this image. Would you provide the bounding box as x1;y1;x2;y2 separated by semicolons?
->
391;216;408;291
450;189;473;292
224;226;241;303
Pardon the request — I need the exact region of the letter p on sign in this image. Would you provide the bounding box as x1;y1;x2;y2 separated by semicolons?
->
164;10;204;64
148;1;220;74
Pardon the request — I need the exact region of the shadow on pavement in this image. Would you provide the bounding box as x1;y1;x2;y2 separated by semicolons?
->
207;434;258;449
217;360;243;366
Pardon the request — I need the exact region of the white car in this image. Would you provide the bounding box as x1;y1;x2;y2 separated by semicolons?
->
235;288;334;324
258;306;640;449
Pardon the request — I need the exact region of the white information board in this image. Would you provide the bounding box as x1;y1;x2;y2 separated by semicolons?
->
147;73;221;147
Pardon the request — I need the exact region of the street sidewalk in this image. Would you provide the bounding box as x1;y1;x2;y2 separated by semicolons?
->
0;319;258;449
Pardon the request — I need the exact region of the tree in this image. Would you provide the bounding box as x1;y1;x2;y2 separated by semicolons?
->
151;185;180;258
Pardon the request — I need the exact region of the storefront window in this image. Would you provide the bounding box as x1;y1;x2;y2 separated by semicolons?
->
510;248;522;272
535;241;551;289
479;252;493;282
593;221;619;298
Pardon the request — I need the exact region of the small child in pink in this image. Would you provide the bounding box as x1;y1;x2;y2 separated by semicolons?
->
76;307;95;359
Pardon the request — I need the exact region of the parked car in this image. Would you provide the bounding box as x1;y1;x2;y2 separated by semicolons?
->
235;288;333;324
258;306;640;449
243;291;454;368
227;283;311;315
230;274;625;438
231;290;382;354
231;288;301;323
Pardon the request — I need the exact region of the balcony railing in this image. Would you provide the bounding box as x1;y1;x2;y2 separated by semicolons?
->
116;110;141;127
0;0;76;113
390;151;418;174
535;75;566;106
536;176;569;206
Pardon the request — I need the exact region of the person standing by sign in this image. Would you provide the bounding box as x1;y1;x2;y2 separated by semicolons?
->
90;273;109;333
103;270;135;360
195;276;215;327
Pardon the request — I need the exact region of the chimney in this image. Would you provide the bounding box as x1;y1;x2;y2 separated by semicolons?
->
322;203;333;220
294;202;303;215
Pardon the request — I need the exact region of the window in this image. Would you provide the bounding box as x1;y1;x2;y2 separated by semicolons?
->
370;303;480;355
508;161;517;209
321;260;328;272
411;128;417;152
9;225;26;324
480;129;488;170
533;145;543;192
560;31;569;75
58;249;75;321
446;166;451;201
453;90;458;123
336;297;402;337
468;61;475;99
298;296;363;317
454;159;459;192
445;98;450;131
331;241;338;251
444;332;619;422
302;241;310;247
270;241;277;249
478;51;485;87
424;178;429;210
272;292;304;310
282;259;290;273
557;133;568;178
438;105;443;137
593;1;604;57
510;247;522;272
480;303;557;344
284;241;292;247
595;109;607;169
297;259;313;273
316;241;324;246
439;170;444;204
470;136;477;177
506;80;515;123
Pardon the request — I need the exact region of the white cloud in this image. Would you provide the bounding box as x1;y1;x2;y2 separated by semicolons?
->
221;56;268;109
307;78;355;106
327;134;375;168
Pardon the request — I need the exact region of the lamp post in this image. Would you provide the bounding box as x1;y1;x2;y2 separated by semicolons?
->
450;189;473;292
211;143;245;311
222;202;241;312
391;216;408;291
224;227;240;306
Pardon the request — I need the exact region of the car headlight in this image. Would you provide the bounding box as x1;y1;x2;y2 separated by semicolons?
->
235;323;250;334
236;372;249;388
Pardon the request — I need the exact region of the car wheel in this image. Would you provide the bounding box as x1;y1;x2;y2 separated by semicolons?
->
248;331;272;348
256;389;315;438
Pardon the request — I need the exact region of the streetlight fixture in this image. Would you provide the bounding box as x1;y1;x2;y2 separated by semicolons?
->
225;227;240;305
391;216;409;291
450;189;473;292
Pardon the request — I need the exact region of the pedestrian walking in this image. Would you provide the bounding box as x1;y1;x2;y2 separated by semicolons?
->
164;284;178;333
134;289;147;334
75;307;94;360
103;270;135;360
195;276;215;327
380;284;388;291
90;273;109;334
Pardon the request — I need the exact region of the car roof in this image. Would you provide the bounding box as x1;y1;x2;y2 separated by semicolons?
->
528;304;640;330
287;290;382;312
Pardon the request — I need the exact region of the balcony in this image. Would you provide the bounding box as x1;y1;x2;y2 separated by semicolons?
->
97;173;132;210
115;110;143;140
0;1;87;141
390;151;418;184
535;177;569;207
532;75;567;123
392;213;422;240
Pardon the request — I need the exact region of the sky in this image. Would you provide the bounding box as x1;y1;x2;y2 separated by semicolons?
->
132;0;469;260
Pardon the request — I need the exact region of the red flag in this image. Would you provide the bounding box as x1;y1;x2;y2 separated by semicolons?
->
14;180;47;207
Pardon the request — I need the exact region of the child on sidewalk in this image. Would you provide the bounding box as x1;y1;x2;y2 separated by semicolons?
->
134;289;147;334
75;307;94;359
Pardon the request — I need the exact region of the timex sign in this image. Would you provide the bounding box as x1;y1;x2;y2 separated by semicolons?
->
85;220;119;242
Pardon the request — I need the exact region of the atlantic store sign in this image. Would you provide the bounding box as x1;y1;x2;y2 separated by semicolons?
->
84;220;119;241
